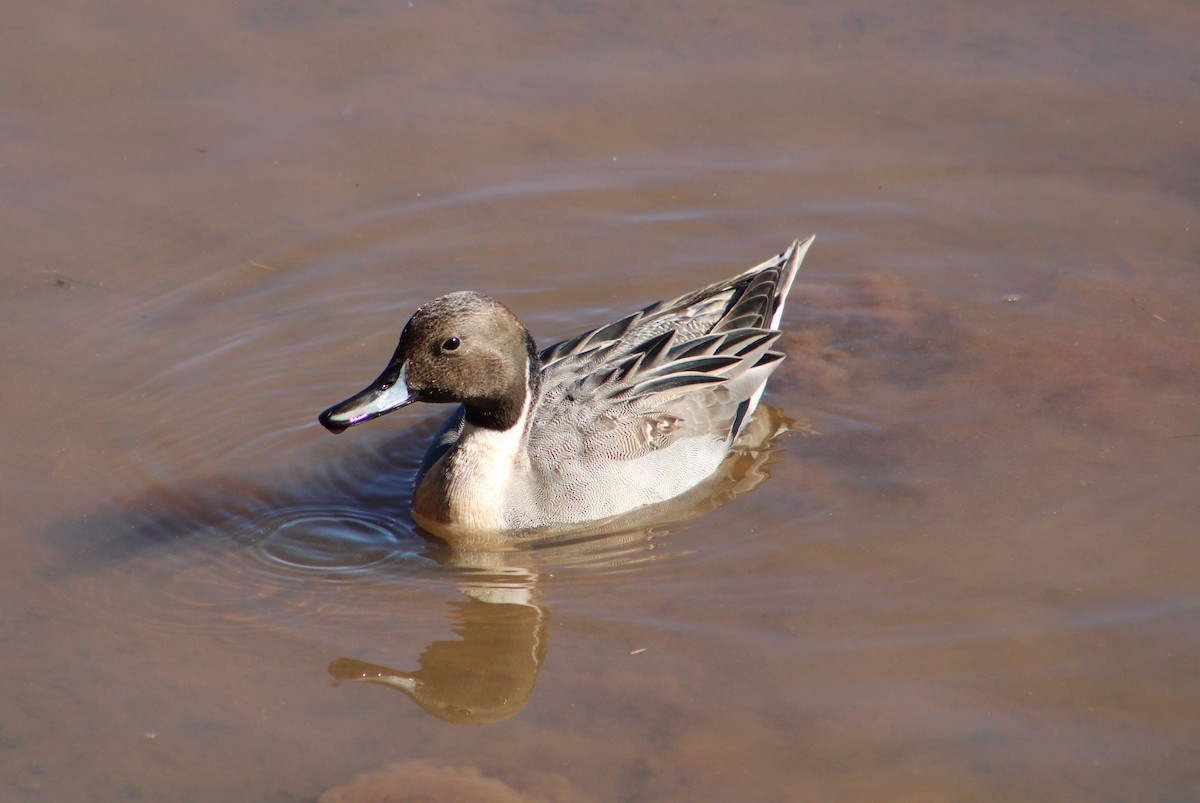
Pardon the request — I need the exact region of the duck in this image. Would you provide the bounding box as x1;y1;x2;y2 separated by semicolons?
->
319;236;814;546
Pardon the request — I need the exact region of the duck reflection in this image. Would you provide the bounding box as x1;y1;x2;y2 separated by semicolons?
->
329;572;547;725
322;406;798;723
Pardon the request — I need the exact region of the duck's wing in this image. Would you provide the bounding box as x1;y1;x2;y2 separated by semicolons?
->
529;324;784;469
529;238;811;464
538;237;810;372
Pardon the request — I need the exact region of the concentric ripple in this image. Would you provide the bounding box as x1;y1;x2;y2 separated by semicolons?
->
251;506;409;576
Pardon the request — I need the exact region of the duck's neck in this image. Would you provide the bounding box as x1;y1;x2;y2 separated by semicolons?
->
462;333;541;431
412;361;536;542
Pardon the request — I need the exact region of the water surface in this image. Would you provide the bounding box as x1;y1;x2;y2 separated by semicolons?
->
3;1;1198;800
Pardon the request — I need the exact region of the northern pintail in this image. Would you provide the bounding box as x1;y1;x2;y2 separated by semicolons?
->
319;237;814;545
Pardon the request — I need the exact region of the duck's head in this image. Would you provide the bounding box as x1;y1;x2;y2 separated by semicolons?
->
319;291;538;433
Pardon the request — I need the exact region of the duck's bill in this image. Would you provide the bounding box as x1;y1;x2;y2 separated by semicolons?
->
318;363;413;433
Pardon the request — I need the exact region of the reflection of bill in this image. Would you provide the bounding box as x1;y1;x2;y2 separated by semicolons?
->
328;572;547;725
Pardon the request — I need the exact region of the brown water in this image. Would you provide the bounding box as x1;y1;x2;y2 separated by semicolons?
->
4;1;1199;800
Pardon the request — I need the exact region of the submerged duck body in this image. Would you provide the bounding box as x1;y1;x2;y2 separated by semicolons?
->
319;237;814;546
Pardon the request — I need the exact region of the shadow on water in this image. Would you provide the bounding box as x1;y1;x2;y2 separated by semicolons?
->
42;421;436;582
42;405;797;724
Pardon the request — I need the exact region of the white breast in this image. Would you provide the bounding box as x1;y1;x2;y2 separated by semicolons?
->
411;403;531;541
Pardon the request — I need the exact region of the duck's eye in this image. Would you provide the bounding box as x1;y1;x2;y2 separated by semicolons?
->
441;336;461;352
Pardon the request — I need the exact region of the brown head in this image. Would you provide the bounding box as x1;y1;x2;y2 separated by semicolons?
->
319;291;539;433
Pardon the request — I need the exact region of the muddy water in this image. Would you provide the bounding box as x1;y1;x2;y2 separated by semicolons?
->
4;1;1199;800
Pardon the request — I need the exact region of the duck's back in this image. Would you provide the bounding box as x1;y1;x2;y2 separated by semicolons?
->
506;239;809;529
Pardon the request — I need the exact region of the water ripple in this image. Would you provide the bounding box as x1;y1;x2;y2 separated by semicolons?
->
249;505;418;577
